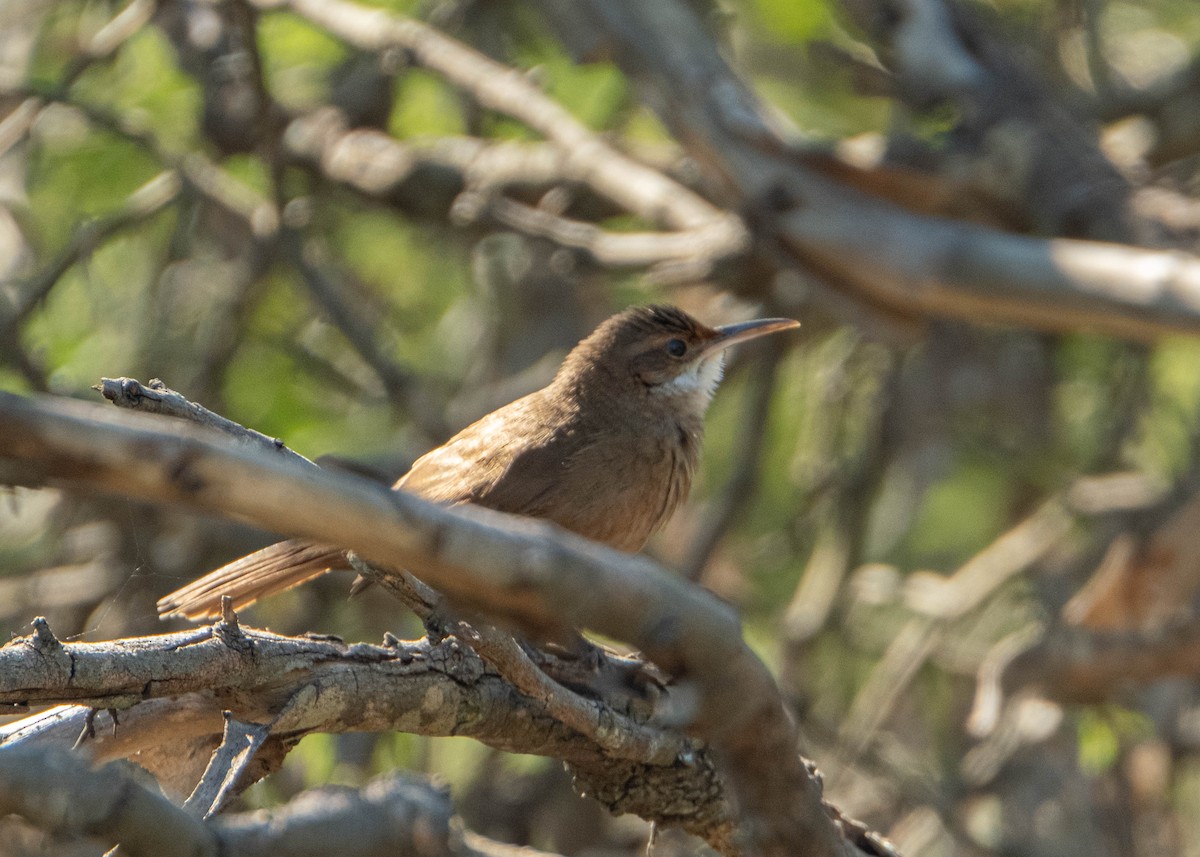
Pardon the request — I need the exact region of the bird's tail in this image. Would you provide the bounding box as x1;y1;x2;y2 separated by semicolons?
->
157;540;345;620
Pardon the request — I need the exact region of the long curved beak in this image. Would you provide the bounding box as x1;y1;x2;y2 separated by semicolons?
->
700;317;800;358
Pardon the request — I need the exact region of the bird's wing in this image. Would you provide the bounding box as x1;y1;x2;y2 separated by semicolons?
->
396;397;574;517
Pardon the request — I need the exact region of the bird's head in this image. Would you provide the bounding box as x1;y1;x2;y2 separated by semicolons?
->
560;305;800;411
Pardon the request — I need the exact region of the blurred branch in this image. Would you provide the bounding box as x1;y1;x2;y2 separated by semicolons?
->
539;0;1200;341
0;90;278;394
284;107;573;213
265;0;739;229
782;348;902;647
1003;620;1200;704
0;391;876;857
488;197;725;277
837;499;1073;756
0;0;155;161
0;171;181;329
0;746;210;857
275;225;443;434
0;86;278;233
0;745;564;857
261;0;748;274
839;0;1130;241
155;0;278;156
681;342;786;580
903;499;1074;618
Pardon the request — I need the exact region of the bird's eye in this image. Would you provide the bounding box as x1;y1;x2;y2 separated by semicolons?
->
665;338;687;357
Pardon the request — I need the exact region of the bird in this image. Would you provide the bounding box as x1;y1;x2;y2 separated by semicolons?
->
158;305;799;620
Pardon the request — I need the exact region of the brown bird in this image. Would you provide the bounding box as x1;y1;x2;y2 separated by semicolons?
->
158;305;799;620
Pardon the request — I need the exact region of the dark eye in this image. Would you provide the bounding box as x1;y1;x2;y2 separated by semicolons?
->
665;338;687;357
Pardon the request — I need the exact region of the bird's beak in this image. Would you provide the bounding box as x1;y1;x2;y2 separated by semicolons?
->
701;317;800;358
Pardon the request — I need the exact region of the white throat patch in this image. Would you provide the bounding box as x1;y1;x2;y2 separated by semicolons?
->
653;354;725;408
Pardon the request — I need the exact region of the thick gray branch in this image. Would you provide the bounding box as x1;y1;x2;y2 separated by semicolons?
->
0;621;727;843
0;746;563;857
0;390;852;857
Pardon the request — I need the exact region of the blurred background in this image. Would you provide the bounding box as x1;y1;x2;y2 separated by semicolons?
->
4;0;1200;855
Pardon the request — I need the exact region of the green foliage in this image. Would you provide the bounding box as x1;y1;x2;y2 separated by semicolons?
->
24;134;163;251
1076;706;1154;774
73;28;201;152
902;460;1013;564
389;70;467;138
748;0;835;43
22;217;176;389
541;59;628;131
257;12;348;109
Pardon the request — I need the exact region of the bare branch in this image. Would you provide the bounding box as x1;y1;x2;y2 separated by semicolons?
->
0;745;566;857
96;377;315;468
261;0;738;230
256;0;748;275
1000;620;1200;706
0;390;859;857
541;0;1200;341
283;107;573;204
0;746;213;857
490;197;731;271
275;226;438;432
0;620;729;845
283;109;731;272
183;713;272;819
903;499;1074;618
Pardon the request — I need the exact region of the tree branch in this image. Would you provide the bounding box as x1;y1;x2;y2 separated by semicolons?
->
95;377;314;469
541;0;1200;341
259;0;748;274
0;390;873;855
0;619;729;839
0;745;565;857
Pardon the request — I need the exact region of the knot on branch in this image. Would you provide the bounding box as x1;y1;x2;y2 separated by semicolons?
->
214;600;253;654
30;616;61;652
95;376;167;409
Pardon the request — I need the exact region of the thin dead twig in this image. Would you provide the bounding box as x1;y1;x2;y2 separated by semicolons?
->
182;712;272;819
96;377;314;469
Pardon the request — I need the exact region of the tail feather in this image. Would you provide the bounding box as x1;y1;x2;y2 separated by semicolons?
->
157;540;346;620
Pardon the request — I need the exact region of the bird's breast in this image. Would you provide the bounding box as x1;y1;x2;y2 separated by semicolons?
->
547;415;701;552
